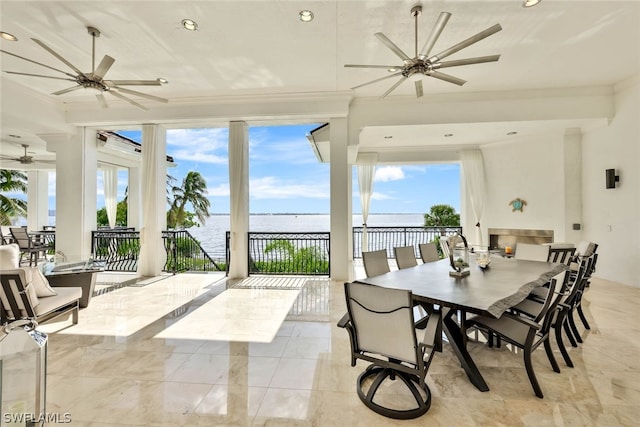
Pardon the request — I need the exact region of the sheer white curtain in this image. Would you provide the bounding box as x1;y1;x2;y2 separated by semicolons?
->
357;153;377;252
460;149;486;246
102;166;118;229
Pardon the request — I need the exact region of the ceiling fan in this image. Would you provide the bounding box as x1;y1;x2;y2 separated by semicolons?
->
0;26;168;111
0;144;55;166
345;5;502;98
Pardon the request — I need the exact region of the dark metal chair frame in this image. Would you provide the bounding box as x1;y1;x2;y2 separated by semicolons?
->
338;281;441;419
466;275;563;398
9;227;50;266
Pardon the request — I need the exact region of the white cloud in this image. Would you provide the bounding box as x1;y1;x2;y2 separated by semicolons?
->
374;166;405;182
250;176;328;200
370;192;394;200
207;183;230;197
167;128;228;165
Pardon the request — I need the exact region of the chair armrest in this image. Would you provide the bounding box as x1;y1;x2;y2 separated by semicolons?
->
420;313;441;349
337;312;350;328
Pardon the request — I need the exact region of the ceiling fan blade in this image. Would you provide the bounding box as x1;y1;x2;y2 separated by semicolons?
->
351;72;403;90
108;90;149;111
113;86;168;103
104;80;162;86
31;38;85;76
344;64;402;69
4;71;76;82
0;49;77;78
381;76;408;98
96;93;109;108
374;33;412;63
433;55;501;69
415;80;424;98
418;12;452;60
93;55;115;80
428;23;502;62
427;70;466;86
52;85;83;95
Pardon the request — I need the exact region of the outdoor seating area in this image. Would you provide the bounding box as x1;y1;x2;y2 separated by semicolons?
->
1;264;631;425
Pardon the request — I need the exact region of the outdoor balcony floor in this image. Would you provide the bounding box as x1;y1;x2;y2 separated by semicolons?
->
31;269;640;426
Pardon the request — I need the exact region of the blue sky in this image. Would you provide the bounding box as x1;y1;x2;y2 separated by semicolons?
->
102;124;460;214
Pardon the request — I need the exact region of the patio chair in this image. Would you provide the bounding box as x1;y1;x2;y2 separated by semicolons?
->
9;227;50;266
547;246;576;265
338;281;441;419
466;274;563;398
419;243;439;263
514;243;550;262
394;245;417;269
362;249;390;278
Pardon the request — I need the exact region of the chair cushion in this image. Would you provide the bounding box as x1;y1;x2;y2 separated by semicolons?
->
0;243;21;268
28;267;57;297
34;287;81;316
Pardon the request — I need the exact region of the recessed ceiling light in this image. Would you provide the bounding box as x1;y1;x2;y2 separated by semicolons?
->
181;19;198;31
299;10;314;22
0;31;18;41
507;131;518;136
388;67;400;72
444;133;453;137
157;78;168;84
522;0;542;8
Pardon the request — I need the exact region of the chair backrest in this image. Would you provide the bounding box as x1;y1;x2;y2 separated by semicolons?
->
344;281;418;364
362;249;390;278
9;227;31;250
548;247;576;265
394;246;417;269
514;243;550;262
0;269;38;323
439;236;451;258
419;243;440;263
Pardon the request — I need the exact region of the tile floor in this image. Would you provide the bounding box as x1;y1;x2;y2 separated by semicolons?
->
12;270;640;426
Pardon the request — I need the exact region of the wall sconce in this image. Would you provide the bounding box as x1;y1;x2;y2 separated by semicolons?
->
605;168;620;189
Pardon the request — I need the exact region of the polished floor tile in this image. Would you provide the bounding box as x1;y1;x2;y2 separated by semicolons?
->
11;272;639;426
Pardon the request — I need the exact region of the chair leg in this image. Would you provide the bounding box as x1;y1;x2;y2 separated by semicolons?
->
568;312;583;344
543;339;560;373
555;315;574;368
523;347;544;398
564;319;578;347
577;305;591;330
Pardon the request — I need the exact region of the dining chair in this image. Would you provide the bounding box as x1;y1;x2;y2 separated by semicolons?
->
338;281;441;419
9;227;49;266
394;245;417;269
547;246;576;265
419;242;439;263
466;274;563;398
514;243;550;262
362;249;391;278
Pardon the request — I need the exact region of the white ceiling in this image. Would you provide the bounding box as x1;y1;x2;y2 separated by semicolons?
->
1;0;639;165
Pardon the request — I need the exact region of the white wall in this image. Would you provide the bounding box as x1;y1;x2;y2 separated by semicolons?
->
472;80;639;287
581;80;639;287
479;131;569;241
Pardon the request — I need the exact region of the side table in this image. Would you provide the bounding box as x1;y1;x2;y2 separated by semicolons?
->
43;260;104;308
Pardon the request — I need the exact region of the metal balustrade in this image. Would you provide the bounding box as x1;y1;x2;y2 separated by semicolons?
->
245;232;330;276
352;226;463;259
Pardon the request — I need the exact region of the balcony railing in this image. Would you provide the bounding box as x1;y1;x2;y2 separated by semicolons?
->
234;232;330;276
90;229;223;273
352;226;463;259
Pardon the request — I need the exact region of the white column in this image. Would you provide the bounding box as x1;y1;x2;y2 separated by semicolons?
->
127;166;142;229
329;117;352;282
43;128;97;261
137;124;167;276
27;170;49;231
228;121;250;279
563;128;583;243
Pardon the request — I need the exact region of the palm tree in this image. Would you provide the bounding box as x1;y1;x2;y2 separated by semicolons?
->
0;169;28;225
423;204;460;227
167;171;210;229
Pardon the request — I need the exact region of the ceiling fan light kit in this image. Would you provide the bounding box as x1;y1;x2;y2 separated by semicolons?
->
345;4;502;98
0;26;168;111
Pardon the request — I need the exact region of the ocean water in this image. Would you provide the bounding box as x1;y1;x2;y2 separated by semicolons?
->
188;213;424;258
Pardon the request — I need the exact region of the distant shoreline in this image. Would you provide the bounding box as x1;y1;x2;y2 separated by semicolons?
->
207;212;424;216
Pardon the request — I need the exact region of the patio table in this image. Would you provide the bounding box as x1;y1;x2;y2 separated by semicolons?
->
356;256;567;392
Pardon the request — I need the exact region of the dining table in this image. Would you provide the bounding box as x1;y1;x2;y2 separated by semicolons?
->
355;255;568;392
